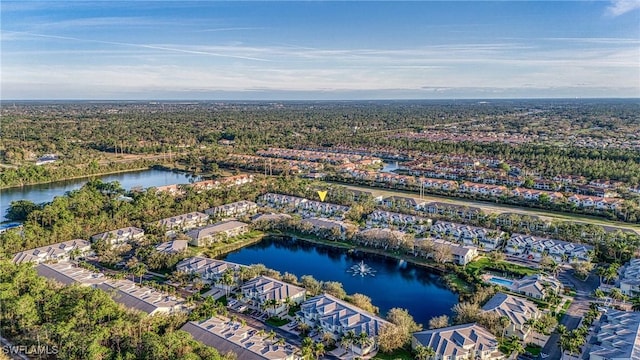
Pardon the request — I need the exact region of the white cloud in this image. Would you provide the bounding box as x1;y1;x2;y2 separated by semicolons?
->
606;0;640;16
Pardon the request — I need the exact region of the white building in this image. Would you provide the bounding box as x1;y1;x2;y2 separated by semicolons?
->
13;239;92;264
412;323;504;360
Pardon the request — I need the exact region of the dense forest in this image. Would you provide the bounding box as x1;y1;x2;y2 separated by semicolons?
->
1;100;639;187
0;259;231;360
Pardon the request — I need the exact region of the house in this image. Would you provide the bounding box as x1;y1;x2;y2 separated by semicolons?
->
36;154;58;165
97;279;189;315
431;239;478;266
481;293;540;340
589;309;640;360
300;294;390;355
181;316;299;360
186;221;249;247
12;239;92;264
205;200;258;218
512;275;561;299
91;226;145;246
367;210;431;233
412;323;504;360
618;259;640;296
156;212;210;237
155;240;188;254
241;276;306;316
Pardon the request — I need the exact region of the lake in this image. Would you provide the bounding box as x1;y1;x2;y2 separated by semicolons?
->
0;168;197;221
221;236;458;326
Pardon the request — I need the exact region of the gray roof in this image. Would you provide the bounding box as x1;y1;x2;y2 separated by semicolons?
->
13;239;91;264
301;293;390;337
186;221;248;241
590;309;640;360
241;276;306;302
413;323;500;358
36;262;106;286
91;226;144;242
481;293;538;327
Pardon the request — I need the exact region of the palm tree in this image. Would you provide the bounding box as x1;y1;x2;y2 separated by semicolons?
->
313;342;325;359
356;331;373;355
609;288;626;306
413;345;436;360
300;337;314;360
631;296;640;311
340;331;357;359
499;316;511;340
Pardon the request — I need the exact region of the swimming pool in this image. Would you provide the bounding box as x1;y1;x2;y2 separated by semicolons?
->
489;277;514;287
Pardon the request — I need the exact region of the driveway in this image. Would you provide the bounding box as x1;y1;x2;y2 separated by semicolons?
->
541;268;598;360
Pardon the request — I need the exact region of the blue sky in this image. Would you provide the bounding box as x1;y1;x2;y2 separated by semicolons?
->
2;1;639;100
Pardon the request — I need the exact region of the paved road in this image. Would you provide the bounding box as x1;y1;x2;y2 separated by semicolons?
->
541;269;598;360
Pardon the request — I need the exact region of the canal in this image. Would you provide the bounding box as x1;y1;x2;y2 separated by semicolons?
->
221;236;458;326
0;168;197;221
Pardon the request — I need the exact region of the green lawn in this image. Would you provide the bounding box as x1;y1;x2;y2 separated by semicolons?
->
373;348;414;360
526;344;542;356
467;257;538;277
266;316;290;327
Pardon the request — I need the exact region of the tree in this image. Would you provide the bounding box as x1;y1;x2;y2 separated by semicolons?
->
356;331;373;355
428;315;450;329
349;293;379;314
377;324;404;353
132;263;147;284
322;281;347;299
6;200;40;221
413;344;435;360
340;331;356;359
385;308;422;350
571;261;594;280
452;302;480;324
433;243;453;264
301;275;322;296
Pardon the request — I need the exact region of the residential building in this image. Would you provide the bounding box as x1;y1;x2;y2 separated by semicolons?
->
36;262;188;315
412;323;504;360
186;221;249;247
300;294;390;355
424;202;482;220
241;276;306;316
590;309;640;360
382;196;427;211
512;275;561;300
97;279;189;315
13;239;92;264
157;212;210;237
205;200;258;218
155;240;189;254
155;184;185;196
431;239;478;266
481;293;540;340
429;222;504;251
619;259;640;296
36;262;106;286
91;226;145;246
176;257;244;288
182;316;299;360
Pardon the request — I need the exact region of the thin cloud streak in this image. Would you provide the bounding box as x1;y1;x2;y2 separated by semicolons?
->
3;31;270;62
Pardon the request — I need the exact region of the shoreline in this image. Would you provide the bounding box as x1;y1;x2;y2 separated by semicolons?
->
0;165;195;190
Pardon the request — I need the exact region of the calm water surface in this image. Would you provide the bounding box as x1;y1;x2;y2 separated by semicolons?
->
1;169;197;221
222;236;458;326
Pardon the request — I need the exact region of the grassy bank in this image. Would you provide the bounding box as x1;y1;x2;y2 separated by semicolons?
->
203;231;266;258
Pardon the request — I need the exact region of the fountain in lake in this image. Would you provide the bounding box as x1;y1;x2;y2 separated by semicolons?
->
348;261;376;277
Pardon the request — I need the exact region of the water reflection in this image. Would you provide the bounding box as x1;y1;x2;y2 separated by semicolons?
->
222;236;458;325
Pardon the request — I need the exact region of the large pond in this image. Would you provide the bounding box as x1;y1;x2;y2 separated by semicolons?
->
1;168;197;221
221;236;458;326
